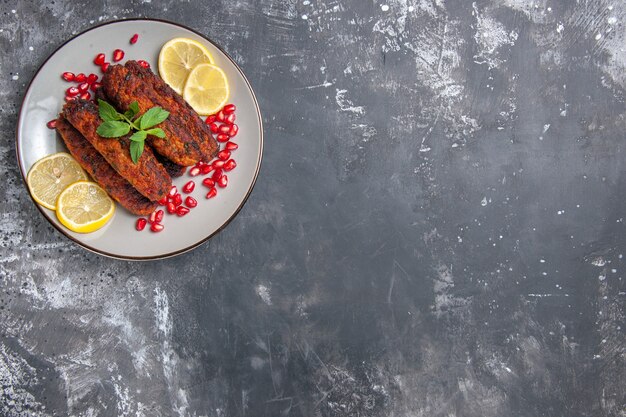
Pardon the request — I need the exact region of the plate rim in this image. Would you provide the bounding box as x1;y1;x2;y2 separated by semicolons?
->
15;17;264;261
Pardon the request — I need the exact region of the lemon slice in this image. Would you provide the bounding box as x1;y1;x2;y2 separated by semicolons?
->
26;152;88;210
56;181;115;233
183;63;229;116
158;37;214;94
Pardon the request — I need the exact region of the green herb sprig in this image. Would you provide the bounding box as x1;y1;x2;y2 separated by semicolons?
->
96;99;170;164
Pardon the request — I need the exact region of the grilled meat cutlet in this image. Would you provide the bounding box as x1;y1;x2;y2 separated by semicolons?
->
55;117;158;215
63;99;170;202
102;61;218;166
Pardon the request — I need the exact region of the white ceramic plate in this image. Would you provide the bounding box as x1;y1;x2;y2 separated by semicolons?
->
16;19;263;260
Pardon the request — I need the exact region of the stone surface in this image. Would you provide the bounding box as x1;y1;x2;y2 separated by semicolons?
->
1;0;625;416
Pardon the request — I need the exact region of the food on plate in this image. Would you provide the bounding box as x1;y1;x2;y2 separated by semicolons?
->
56;181;115;233
102;61;218;165
55;118;158;215
183;63;229;116
63;99;170;202
154;152;186;178
158;37;214;94
26;152;88;210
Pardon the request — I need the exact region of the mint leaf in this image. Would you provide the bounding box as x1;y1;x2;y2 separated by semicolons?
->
129;130;147;142
140;107;170;130
130;140;144;164
97;121;130;137
98;99;121;122
124;109;135;119
129;101;140;117
145;128;166;138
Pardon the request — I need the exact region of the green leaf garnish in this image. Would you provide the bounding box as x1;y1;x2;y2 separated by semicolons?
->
98;99;121;122
145;128;166;138
129;130;147;142
96;121;131;137
139;107;170;130
129;140;144;164
129;101;140;116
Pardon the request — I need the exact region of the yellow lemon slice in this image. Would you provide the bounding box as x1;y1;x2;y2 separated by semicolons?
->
26;152;88;210
56;181;115;233
183;63;229;116
158;37;214;94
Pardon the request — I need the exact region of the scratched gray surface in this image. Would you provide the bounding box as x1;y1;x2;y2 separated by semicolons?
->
0;0;625;416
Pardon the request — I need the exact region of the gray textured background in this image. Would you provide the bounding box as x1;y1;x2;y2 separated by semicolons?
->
1;0;625;416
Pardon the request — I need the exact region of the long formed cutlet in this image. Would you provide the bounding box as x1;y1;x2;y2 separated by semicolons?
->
102;61;218;166
63;99;170;202
55;118;158;215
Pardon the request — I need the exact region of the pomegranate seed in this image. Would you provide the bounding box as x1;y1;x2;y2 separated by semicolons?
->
217;175;228;188
206;187;217;199
226;142;238;151
46;119;57;129
149;211;158;223
176;206;190;216
90;82;102;92
137;60;150;68
62;72;75;82
75;73;86;82
168;185;177;197
173;193;182;207
157;196;168;205
150;223;164;233
216;133;229;143
65;95;77;102
113;49;125;62
200;164;213;174
87;73;98;84
212;168;223;181
205;115;216;124
229;124;239;137
202;178;215;187
218;124;231;134
136;218;147;231
212;160;225;169
216;110;225;122
94;53;106;65
80;92;91;100
66;86;79;96
225;113;236;124
185;196;197;208
218;150;231;161
182;181;195;193
101;62;110;72
78;82;89;93
166;202;176;214
154;209;164;223
130;33;139;44
209;122;219;133
189;166;200;176
224;159;237;171
223;104;236;114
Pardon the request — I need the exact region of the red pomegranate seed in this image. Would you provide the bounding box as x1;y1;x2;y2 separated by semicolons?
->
209;123;219;133
218;150;231;161
168;185;177;197
155;209;164;223
46;119;57;129
94;53;106;65
216;133;229;143
225;113;236;125
157;196;168;205
101;62;110;72
223;159;237;171
90;82;102;92
66;86;79;96
206;187;217;199
218;124;231;134
212;160;225;169
217;175;228;188
137;60;150;68
200;164;213;174
211;168;223;181
189;166;200;176
182;181;195;193
166;202;176;214
75;73;86;82
149;211;158;223
130;33;139;44
62;72;75;82
185;196;197;208
205;115;216;124
176;206;190;216
216;110;225;122
87;73;98;84
150;223;164;233
136;218;147;231
173;193;183;206
65;95;77;102
223;104;236;114
229;124;239;137
112;49;125;62
226;142;238;151
202;178;215;187
78;82;89;93
80;92;91;100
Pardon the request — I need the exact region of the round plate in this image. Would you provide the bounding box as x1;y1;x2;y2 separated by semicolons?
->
16;19;263;260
